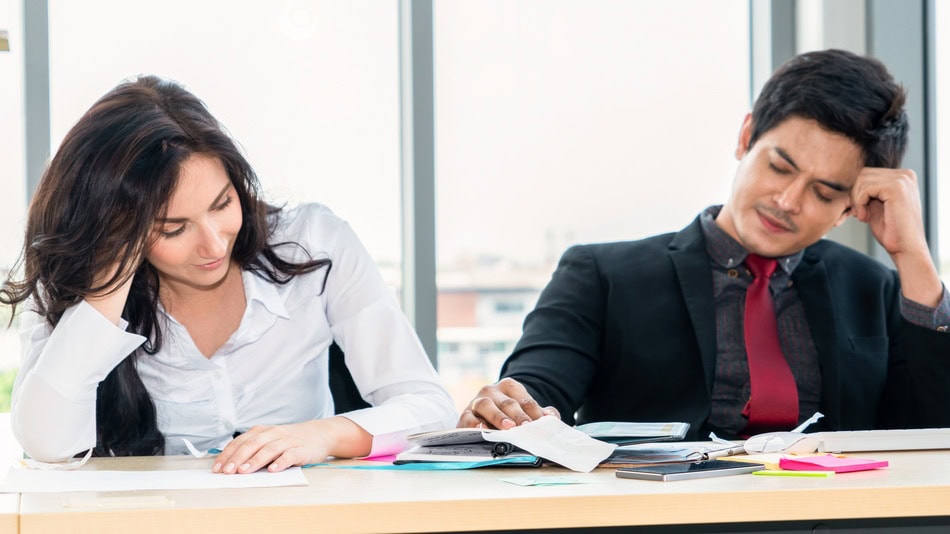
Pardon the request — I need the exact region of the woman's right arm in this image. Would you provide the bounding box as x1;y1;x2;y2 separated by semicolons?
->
11;276;146;462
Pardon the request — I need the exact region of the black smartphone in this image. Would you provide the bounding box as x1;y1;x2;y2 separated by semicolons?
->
615;460;765;481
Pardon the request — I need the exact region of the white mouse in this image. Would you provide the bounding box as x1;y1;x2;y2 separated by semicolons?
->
743;431;820;454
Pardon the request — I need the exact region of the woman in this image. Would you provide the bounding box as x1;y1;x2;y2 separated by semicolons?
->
1;75;456;473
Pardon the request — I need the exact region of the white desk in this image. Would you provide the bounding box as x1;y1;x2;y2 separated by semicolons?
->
14;451;950;533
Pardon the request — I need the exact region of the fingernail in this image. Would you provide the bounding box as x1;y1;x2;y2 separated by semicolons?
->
501;418;516;429
224;462;235;474
212;463;221;473
239;463;251;472
269;463;279;472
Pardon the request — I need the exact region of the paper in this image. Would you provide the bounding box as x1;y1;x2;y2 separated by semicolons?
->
182;438;216;458
395;442;541;464
360;454;398;463
0;466;308;493
484;416;616;472
572;421;690;444
724;452;821;470
603;441;744;466
778;454;889;473
398;417;615;472
309;456;542;470
18;448;93;471
499;475;589;486
403;428;487;447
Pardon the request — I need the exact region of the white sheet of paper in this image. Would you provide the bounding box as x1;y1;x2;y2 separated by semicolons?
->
0;466;308;493
483;416;617;472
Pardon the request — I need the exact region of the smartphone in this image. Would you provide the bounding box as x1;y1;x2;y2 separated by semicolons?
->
615;460;765;481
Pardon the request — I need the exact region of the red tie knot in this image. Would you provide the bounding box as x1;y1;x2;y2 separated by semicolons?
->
745;254;777;279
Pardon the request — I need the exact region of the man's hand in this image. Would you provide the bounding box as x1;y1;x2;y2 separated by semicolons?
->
456;378;560;430
851;167;942;307
851;167;928;258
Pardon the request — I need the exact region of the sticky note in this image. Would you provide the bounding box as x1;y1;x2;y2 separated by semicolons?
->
778;454;888;473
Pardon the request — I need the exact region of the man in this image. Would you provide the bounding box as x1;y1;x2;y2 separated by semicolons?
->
459;49;950;440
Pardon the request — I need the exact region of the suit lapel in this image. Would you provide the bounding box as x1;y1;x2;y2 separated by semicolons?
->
668;218;718;394
793;249;842;427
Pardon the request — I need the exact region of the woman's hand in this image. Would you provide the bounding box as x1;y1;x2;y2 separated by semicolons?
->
85;251;143;325
212;416;372;474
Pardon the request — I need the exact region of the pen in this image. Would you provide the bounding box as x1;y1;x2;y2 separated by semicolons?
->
491;442;514;457
703;445;746;460
752;470;834;477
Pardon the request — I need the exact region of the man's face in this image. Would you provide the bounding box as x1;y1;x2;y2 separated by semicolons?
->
716;115;864;258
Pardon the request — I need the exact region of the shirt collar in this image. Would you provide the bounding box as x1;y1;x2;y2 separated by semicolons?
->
242;268;290;320
699;205;803;275
158;267;290;326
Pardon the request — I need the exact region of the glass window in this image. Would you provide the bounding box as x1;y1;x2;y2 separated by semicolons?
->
0;1;26;411
434;0;751;411
937;0;950;284
47;0;402;285
493;300;525;314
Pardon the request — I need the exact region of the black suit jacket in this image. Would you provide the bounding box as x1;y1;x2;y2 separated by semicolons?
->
501;215;950;439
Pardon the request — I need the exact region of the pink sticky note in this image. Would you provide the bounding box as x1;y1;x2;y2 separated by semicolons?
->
360;454;398;463
779;454;888;473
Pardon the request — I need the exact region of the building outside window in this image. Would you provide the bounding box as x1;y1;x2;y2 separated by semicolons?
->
434;0;751;411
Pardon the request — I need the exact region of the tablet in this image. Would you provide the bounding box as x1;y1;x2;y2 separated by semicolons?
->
615;460;765;481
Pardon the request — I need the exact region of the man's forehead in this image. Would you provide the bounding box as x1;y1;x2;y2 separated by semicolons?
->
762;119;863;182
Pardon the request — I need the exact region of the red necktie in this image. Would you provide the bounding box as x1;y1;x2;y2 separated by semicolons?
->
741;254;799;435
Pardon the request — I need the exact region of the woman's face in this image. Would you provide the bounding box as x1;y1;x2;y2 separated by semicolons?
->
145;153;243;292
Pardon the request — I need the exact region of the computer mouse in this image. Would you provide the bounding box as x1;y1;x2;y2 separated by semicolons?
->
743;431;820;454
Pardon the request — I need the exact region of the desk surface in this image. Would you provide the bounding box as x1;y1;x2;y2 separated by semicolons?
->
15;451;950;533
0;495;16;534
0;414;18;534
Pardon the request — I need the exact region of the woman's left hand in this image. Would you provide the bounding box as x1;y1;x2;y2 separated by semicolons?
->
212;417;371;474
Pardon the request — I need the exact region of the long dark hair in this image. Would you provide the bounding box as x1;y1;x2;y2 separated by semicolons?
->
1;75;330;456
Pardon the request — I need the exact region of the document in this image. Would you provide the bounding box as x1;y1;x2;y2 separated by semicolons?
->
396;416;616;472
0;466;308;493
406;420;689;447
574;421;690;445
601;441;746;467
394;441;542;464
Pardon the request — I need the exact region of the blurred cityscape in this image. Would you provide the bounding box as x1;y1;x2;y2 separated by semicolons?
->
434;256;550;413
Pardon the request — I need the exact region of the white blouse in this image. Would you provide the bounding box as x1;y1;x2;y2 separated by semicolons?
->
11;203;457;462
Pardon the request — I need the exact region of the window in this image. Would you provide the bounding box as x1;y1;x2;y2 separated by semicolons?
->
937;0;950;284
1;1;403;412
434;0;751;412
47;0;402;285
0;1;26;411
494;301;525;314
